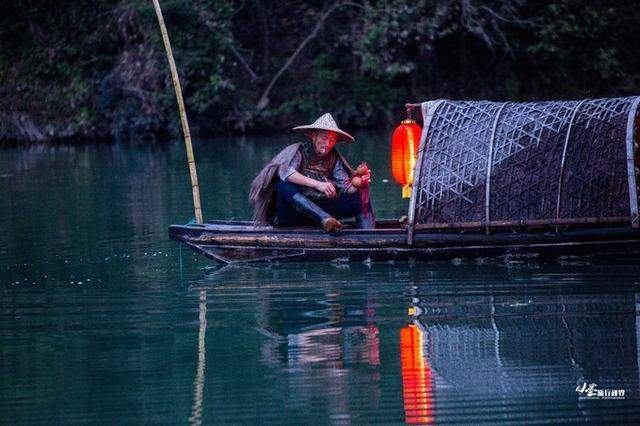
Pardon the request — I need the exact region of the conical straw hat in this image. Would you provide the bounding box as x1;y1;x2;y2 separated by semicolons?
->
292;113;355;143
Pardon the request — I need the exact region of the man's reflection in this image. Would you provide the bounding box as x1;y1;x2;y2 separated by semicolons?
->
256;280;382;414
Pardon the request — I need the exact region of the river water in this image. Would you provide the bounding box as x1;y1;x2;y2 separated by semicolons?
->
2;136;640;424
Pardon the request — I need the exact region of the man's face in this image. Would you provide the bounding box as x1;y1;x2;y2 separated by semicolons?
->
312;131;338;156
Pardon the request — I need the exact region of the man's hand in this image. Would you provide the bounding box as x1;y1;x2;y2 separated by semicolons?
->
315;181;337;198
361;171;371;186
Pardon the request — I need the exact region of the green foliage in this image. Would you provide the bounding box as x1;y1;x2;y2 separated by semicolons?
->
1;0;640;142
355;0;427;78
524;0;626;95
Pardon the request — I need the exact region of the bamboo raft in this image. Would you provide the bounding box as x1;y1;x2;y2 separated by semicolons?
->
170;96;640;263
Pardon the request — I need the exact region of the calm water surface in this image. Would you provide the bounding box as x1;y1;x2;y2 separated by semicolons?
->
2;135;640;424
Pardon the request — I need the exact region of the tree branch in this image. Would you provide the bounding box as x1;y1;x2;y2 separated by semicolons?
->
195;1;258;81
227;41;258;81
256;0;360;111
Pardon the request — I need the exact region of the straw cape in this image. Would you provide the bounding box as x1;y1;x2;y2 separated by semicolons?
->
249;113;356;224
292;113;355;143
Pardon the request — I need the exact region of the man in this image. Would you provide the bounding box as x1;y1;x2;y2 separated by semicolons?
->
249;113;375;232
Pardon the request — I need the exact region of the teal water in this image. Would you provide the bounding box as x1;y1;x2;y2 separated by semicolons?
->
2;136;640;424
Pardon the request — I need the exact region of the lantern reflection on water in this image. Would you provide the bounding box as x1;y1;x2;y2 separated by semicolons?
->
391;115;423;198
400;324;433;424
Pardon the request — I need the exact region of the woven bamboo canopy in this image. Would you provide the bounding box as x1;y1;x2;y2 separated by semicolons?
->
407;97;640;238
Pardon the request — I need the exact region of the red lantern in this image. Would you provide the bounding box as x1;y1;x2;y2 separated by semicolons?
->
391;112;422;198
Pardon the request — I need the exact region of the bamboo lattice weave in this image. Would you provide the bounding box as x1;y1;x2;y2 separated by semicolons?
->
413;97;640;227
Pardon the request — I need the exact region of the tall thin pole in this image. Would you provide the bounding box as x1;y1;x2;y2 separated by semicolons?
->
152;0;203;224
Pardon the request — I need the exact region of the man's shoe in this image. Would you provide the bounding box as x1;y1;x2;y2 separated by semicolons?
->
323;217;342;233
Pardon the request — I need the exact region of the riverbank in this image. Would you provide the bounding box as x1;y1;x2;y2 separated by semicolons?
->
3;1;640;146
0;118;395;146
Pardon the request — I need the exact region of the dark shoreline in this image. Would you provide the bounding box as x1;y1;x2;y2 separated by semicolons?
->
0;123;395;147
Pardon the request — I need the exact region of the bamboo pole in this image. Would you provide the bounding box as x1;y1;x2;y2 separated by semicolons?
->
152;0;203;224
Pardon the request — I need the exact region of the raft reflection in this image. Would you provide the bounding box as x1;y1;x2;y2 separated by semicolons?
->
195;262;640;423
404;288;640;423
